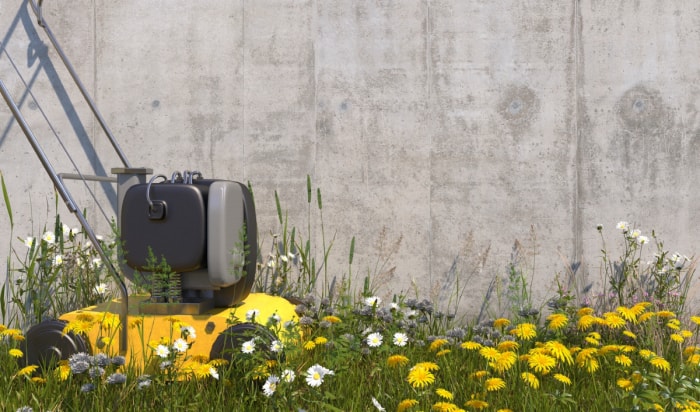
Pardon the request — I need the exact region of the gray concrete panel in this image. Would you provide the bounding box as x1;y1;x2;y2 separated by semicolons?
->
1;1;700;319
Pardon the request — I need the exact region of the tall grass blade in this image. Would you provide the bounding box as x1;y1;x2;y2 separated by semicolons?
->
1;171;13;229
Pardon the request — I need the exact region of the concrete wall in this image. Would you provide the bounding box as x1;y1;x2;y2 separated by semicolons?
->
1;0;699;318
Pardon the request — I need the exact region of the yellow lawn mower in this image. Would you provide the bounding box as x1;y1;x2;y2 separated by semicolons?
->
1;0;297;372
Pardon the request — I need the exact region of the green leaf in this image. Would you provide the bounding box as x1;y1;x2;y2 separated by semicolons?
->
349;236;355;265
1;171;12;229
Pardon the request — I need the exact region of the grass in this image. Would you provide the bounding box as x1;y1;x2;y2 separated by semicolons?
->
2;174;700;411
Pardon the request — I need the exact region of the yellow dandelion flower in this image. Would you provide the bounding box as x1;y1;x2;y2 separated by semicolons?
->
617;378;634;391
314;336;328;345
668;319;681;330
9;348;23;358
414;361;440;371
604;313;626;329
684;346;698;357
15;364;38;377
407;366;435;389
130;318;143;329
54;362;70;381
430;338;449;352
577;307;595;317
461;341;482;350
657;310;676;319
671;333;685;343
387;354;410;368
397;399;419;412
303;340;316;351
493;318;511;328
584;336;599;346
322;315;341;323
631;371;644;384
1;328;22;337
691;316;700;325
553;373;571;385
521;372;540;389
584;358;600;373
485;377;506;392
631;301;651;313
687;354;700;365
433;401;460;412
436;388;454;400
617;306;638;323
189;362;213;379
165;316;182;323
652;404;664;412
208;358;228;368
623;330;637;339
490;351;518;373
649;356;671;373
497;340;520;351
576;347;597;362
30;377;46;384
619;345;636;353
0;324;5;333
578;315;596;331
470;370;488;379
599;344;622;355
639;349;656;359
464;398;489;410
479;346;500;361
638;312;655;322
615;354;633;367
100;312;121;331
436;349;451;357
528;353;557;374
545;341;574;365
547;313;569;330
496;409;514;412
511;323;537;340
681;330;694;338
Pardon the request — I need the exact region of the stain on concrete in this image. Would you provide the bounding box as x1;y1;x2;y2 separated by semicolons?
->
616;84;671;132
498;84;541;135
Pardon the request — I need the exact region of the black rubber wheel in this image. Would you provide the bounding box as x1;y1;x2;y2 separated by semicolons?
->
209;322;282;363
21;319;89;370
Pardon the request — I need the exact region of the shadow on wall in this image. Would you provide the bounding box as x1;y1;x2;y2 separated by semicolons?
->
0;0;116;207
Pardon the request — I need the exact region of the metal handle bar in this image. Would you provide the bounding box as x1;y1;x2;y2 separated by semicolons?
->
0;79;129;355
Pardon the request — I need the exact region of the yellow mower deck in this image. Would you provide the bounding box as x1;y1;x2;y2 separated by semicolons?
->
58;293;298;367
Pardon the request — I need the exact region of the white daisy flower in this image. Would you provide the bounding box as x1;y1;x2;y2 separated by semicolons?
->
245;309;260;322
372;397;386;411
364;296;381;307
24;236;35;248
94;283;108;295
209;367;219;380
262;375;279;397
241;339;256;354
366;332;383;348
616;221;629;232
305;364;334;387
281;369;295;383
181;325;196;339
270;340;283;353
172;338;188;353
52;254;63;266
42;231;55;244
393;332;409;347
155;344;170;358
638;235;649;245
